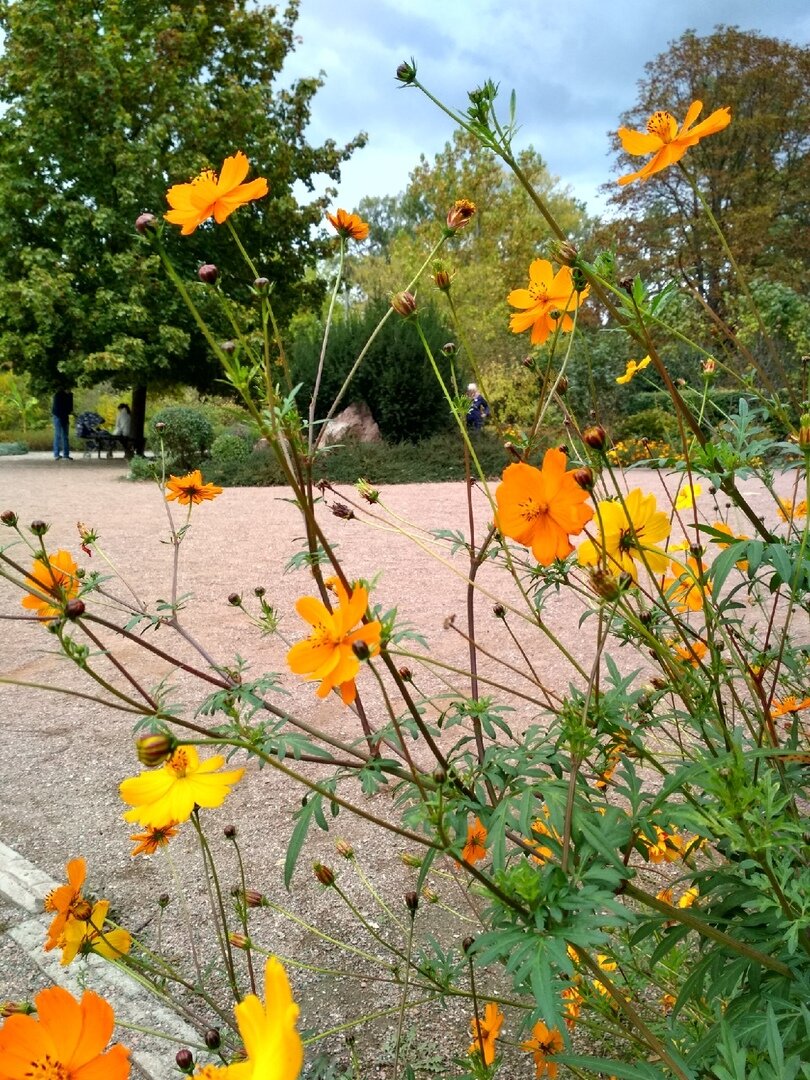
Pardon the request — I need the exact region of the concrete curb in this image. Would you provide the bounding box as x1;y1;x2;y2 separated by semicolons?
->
0;841;199;1079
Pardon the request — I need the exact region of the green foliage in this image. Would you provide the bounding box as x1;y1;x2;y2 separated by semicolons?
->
287;299;455;443
150;406;214;471
615;407;679;443
127;455;160;482
210;431;252;464
0;440;27;455
0;371;44;432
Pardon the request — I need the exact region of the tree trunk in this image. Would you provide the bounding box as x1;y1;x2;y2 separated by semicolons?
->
131;385;147;456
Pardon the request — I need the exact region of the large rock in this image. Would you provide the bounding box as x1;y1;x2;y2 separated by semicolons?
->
322;401;381;446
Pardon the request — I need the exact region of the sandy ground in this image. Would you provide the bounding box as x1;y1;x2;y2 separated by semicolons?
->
0;451;803;1075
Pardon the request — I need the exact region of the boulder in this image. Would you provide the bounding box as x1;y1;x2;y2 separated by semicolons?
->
322;401;381;446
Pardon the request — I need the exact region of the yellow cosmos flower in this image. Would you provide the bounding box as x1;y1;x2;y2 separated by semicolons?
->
522;1020;564;1079
194;956;303;1080
325;208;369;241
469;1002;504;1065
616;355;651;384
617;100;731;185
674;482;702;511
20;549;80;620
663;557;709;613
120;745;245;829
644;826;688;863
165;470;223;505
777;497;808;522
508;259;589;346
58;899;132;967
495;451;594;565
287;577;381;705
577;489;671;582
165;151;268;235
0;985;130;1079
462;817;488;865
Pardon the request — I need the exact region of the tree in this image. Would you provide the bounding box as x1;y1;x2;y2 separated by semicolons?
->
603;27;810;309
0;0;365;448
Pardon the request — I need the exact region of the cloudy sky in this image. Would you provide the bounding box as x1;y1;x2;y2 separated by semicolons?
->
282;0;809;217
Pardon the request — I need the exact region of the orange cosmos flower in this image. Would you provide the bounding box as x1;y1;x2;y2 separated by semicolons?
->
130;822;179;857
508;259;588;346
663;557;709;613
771;696;810;719
462;817;488;865
20;549;80;620
0;984;130;1079
58;899;132;967
617;100;731;186
469;1002;504;1065
43;857;90;953
165;151;268;235
495;451;594;565
522;1020;564;1079
120;745;245;829
672;640;708;667
777;497;808;522
578;488;671;583
287;577;381;705
326;208;369;241
711;522;750;571
561;985;582;1031
165;470;223;505
644;826;688;863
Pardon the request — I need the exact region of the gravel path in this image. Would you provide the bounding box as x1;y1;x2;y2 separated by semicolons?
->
0;451;802;1075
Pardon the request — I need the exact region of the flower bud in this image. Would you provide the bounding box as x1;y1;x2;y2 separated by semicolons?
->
197;263;219;284
135;212;157;235
254;585;266;597
395;59;417;84
335;839;354;860
573;467;594;491
356;478;380;504
224;824;237;839
313;862;335;886
65;598;85;619
432;768;446;785
29;520;49;536
352;640;370;661
522;355;535;370
228;593;242;606
619;276;633;293
331;501;355;520
445;199;476;232
492;603;506;619
589;569;621;602
462;935;476;954
617;571;634;592
398;666;413;682
175;1049;194;1074
1;510;18;527
158;892;170;908
405;891;419;915
572;267;588;292
0;1000;34;1017
555;375;569;395
253;277;270;295
583;425;607;451
228;932;249;949
136;732;176;767
244;889;266;908
390;290;417;318
441;342;456;356
154;421;166;433
799;413;810;453
552;240;578;266
702;356;717;378
205;1029;221;1050
432;261;454;291
220;340;237;354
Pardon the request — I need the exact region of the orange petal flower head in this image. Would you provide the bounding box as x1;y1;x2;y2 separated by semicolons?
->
617;101;731;186
469;1002;504;1065
0;984;130;1079
165;151;268;235
20;549;80;620
165;470;223;505
663;556;709;613
616;355;651;385
521;1020;564;1079
43;857;88;952
130;822;180;857
577;488;671;583
58;899;132;967
508;259;588;346
772;696;810;719
326;208;369;241
287;577;381;705
495;450;594;565
462;817;488;865
120;745;245;828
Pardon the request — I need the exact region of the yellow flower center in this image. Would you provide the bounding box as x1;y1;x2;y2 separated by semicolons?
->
193;169;217;186
168;749;190;777
26;1056;69;1080
520;497;549;520
646;111;677;142
528;282;549;304
310;620;339;648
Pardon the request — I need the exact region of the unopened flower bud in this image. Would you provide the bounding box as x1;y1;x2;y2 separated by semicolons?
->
313;862;335;886
65;598;85;619
224;824;237;839
650;676;668;691
244;889;265;908
154;421;166;433
702;356;717;378
617;571;634;592
555;375;569;395
799;413;810;453
572;466;594;491
0;1000;34;1017
405;890;419;915
504;441;521;460
432;768;446;785
356;478;380;504
175;1048;194;1074
400;852;422;868
331;501;355;520
228;593;242;606
589;569;621;602
135;212;157;235
253;277;270;294
572;266;588;292
432;262;454;291
395;59;417;84
398;666;413;682
619;276;633;293
158;892;170;908
205;1029;221;1050
462;935;476;954
445;199;476;232
29;520;49;536
553;240;578;266
522;355;535;369
493;603;506;619
583;425;607;451
254;585;266;597
336;839;354;859
220;340;237;354
136;732;176;767
1;510;18;527
198;263;219;284
229;932;249;949
441;342;456;356
390;290;417;318
352;639;370;661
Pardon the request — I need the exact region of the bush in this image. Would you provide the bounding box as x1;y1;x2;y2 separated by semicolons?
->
210;430;252;464
0;441;28;456
127;455;160;482
615;406;679;443
149;406;214;471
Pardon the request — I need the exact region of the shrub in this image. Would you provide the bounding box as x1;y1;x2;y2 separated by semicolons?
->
210;431;252;464
0;441;28;456
149;406;214;471
127;455;160;482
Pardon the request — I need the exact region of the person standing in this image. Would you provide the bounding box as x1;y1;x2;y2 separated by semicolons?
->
51;387;74;460
112;402;133;456
465;382;490;432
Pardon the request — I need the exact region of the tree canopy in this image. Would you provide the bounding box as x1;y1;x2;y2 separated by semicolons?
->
0;0;365;400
